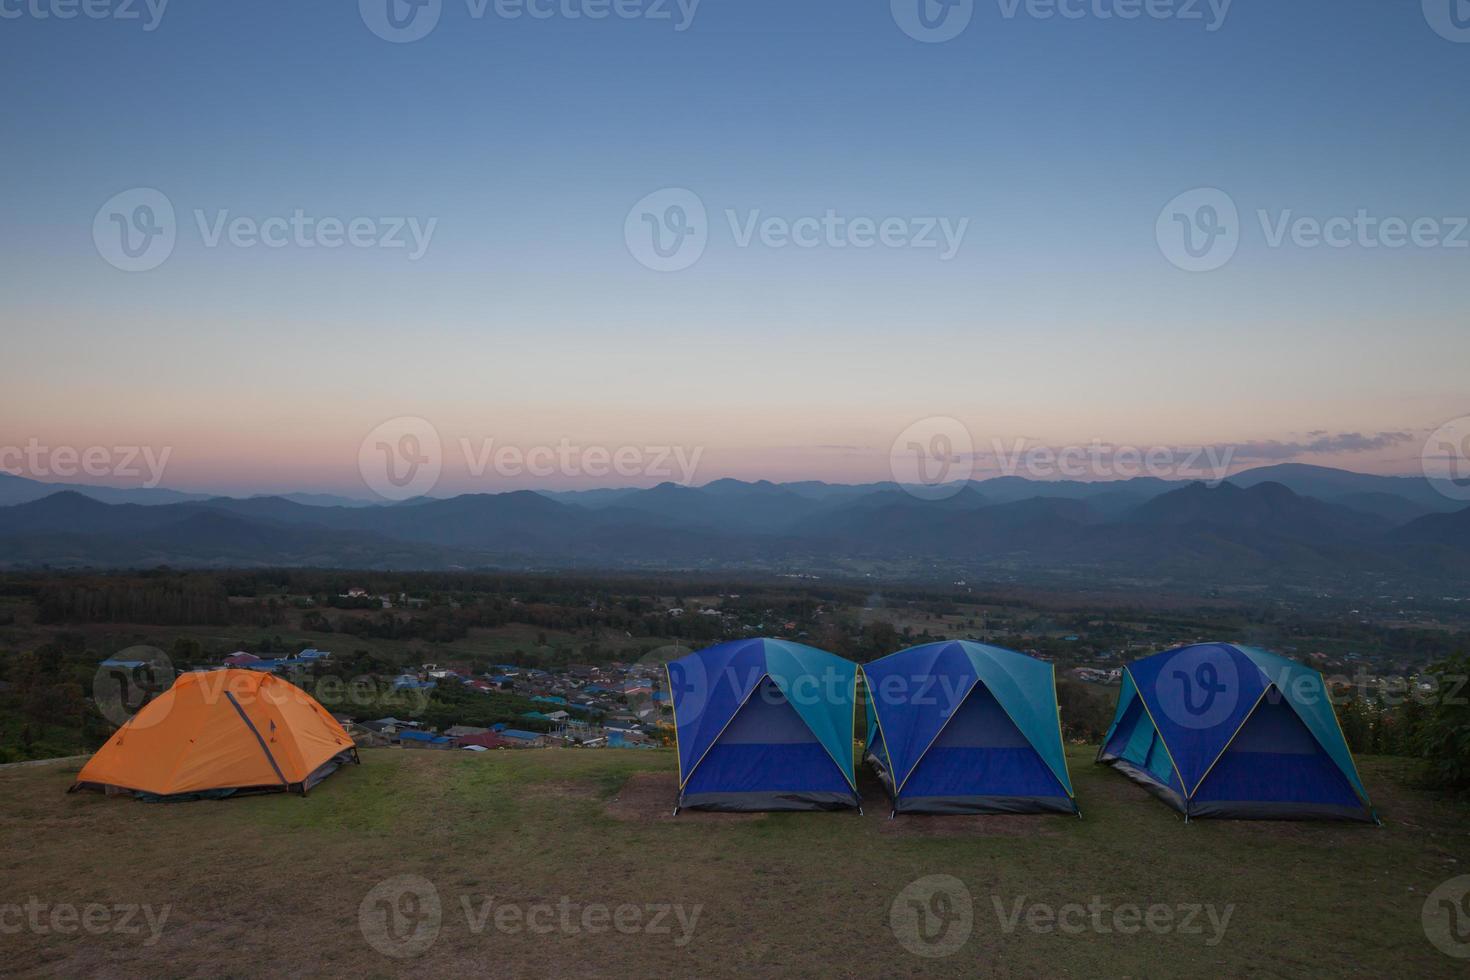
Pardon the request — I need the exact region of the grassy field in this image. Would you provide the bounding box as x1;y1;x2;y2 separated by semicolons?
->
1;747;1467;978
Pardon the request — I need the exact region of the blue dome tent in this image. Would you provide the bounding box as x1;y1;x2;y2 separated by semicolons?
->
1097;643;1376;822
862;641;1077;816
666;638;860;813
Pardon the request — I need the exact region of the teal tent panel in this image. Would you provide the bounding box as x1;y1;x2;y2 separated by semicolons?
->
1121;709;1156;767
764;638;857;786
960;643;1074;797
1101;670;1139;748
1235;646;1371;806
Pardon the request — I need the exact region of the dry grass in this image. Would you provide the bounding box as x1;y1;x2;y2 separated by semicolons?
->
0;748;1466;978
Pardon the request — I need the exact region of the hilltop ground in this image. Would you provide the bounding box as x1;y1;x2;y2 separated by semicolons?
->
1;747;1467;978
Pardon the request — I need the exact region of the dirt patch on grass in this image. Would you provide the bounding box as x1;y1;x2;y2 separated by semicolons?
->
868;809;1066;838
521;780;605;803
603;772;766;823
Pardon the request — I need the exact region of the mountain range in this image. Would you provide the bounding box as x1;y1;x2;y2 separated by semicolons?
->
0;464;1465;586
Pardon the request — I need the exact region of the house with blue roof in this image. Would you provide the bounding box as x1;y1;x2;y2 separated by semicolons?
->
397;730;453;750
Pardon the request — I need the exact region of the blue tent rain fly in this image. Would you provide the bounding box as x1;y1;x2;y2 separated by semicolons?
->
862;641;1077;815
666;638;860;812
1097;643;1375;822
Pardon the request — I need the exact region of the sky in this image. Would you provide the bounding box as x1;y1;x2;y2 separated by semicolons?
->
2;0;1468;497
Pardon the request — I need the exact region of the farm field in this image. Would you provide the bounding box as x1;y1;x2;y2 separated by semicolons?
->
1;747;1466;978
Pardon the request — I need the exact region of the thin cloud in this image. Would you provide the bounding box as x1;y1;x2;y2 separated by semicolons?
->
1220;431;1414;461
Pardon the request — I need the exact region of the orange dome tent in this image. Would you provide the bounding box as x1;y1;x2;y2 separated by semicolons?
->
72;668;359;800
